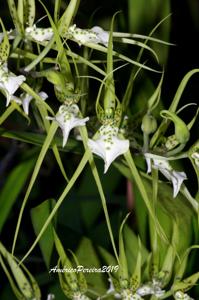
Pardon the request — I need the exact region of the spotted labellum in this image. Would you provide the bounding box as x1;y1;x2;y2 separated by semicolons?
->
47;104;89;147
66;24;109;47
88;123;129;173
25;25;54;42
0;63;26;106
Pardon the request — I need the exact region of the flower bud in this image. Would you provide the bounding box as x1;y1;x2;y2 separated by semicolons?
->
141;113;157;135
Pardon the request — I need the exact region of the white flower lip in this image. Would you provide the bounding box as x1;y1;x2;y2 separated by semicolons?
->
137;279;165;298
191;152;199;168
48;104;89;147
88;124;129;173
0;63;26;106
145;155;187;198
0;29;16;43
174;291;194;300
25;25;54;42
67;24;109;47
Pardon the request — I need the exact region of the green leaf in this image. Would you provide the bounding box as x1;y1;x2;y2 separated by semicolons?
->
31;199;56;268
128;0;171;65
123;225;149;272
76;237;107;296
142;176;196;256
0;127;83;154
0;154;36;232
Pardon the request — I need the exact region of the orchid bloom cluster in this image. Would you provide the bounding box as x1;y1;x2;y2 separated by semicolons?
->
0;1;198;299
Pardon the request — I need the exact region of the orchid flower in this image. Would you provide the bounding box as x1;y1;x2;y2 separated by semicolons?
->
137;279;165;298
12;91;48;115
145;155;187;198
25;25;53;42
174;291;194;300
88;124;129;173
67;24;109;47
47;104;89;147
0;63;26;106
106;278;121;299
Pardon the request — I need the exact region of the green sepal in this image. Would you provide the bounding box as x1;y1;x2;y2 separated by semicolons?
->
7;0;23;34
171;272;199;293
130;237;142;291
0;242;41;300
118;214;130;289
158;222;178;287
0;19;10;64
160;110;190;144
58;0;80;36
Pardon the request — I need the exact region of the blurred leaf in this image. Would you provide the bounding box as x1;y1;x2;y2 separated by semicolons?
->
76;237;107;296
142;176;196;257
0;127;83;154
123;225;149;272
0;155;36;232
31;199;56;268
98;245;118;267
128;0;170;65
